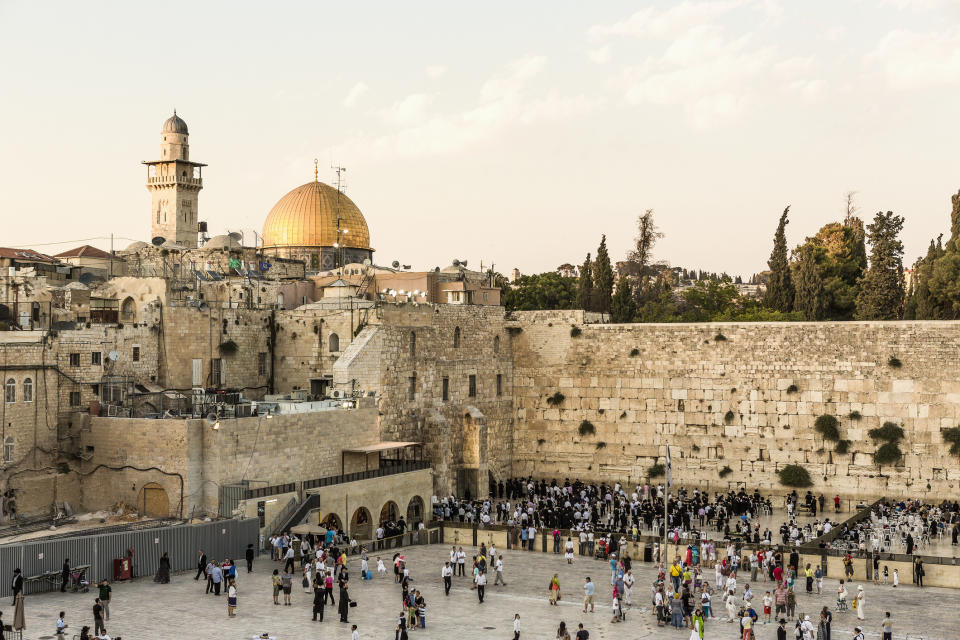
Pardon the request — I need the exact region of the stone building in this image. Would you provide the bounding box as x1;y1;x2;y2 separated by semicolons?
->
144;112;205;248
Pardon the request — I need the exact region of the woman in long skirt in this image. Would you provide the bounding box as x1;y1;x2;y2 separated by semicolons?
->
154;552;171;584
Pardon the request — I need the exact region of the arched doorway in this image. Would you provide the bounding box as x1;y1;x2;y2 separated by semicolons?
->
406;496;425;526
380;500;399;525
351;506;373;541
321;512;343;533
137;482;169;518
120;297;136;322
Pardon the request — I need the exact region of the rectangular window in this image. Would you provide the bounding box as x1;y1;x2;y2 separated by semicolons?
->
69;353;80;367
408;375;416;401
91;352;102;366
496;373;503;397
192;359;203;386
442;377;449;402
132;346;140;362
211;358;223;385
468;374;477;398
258;352;267;376
69;391;81;407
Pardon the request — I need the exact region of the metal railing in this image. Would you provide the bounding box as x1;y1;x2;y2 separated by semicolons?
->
302;461;429;491
262;496;299;540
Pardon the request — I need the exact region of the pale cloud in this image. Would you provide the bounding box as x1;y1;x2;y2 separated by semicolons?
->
333;55;602;159
342;82;369;108
480;55;548;101
425;64;447;78
587;0;750;40
866;27;960;89
586;45;612;64
378;93;433;126
822;25;847;42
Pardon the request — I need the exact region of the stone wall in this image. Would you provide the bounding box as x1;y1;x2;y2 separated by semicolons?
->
79;403;380;516
510;314;960;500
336;303;514;496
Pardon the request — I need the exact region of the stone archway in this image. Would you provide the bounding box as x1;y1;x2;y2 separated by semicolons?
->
406;496;425;526
321;512;343;533
379;500;399;525
137;482;169;518
351;506;373;540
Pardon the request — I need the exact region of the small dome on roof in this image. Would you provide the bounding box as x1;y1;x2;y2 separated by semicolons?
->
162;111;189;134
125;241;149;251
205;234;241;249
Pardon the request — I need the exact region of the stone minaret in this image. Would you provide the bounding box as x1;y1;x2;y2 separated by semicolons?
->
143;111;206;248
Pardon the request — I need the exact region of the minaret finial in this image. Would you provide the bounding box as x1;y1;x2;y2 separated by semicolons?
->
173;108;177;115
314;158;319;182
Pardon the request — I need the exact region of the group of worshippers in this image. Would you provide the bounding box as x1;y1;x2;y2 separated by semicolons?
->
435;477;780;546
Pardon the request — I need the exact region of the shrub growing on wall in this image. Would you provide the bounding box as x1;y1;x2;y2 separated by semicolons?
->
874;441;902;465
648;463;665;478
719;465;733;478
570;326;582;337
868;422;905;443
724;410;735;424
944;427;960;456
578;420;595;436
546;391;565;406
814;415;840;441
778;464;813;487
835;439;851;454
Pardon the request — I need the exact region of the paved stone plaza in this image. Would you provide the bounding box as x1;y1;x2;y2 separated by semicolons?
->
5;543;952;639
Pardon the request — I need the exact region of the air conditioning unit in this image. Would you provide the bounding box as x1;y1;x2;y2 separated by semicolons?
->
330;390;343;399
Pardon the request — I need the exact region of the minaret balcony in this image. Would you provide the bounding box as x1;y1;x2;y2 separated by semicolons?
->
146;175;203;188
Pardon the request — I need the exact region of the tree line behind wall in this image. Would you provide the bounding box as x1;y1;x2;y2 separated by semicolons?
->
503;189;960;322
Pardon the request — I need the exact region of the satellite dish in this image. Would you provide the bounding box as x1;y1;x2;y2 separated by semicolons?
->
108;351;120;362
391;260;400;269
434;267;440;273
228;232;242;242
151;236;166;246
362;258;371;266
452;259;460;267
402;265;411;270
460;260;468;268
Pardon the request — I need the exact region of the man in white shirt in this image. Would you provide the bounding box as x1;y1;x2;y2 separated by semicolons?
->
494;555;506;586
476;569;487;603
352;624;359;640
441;561;453;596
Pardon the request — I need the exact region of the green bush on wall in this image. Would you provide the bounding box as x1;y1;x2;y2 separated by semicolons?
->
648;463;665;478
874;441;902;465
578;420;595;436
778;464;813;487
814;415;840;441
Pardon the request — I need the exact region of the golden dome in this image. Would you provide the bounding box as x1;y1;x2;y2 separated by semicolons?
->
261;180;371;250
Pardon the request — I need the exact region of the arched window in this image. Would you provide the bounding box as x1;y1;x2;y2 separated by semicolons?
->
22;378;32;403
3;437;13;463
120;297;136;322
409;331;416;356
493;335;500;354
329;333;340;352
4;379;15;404
453;326;461;349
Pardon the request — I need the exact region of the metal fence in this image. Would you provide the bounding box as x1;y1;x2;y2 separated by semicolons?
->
0;518;260;597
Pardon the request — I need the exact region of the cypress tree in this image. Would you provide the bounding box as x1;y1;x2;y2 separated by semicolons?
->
763;206;795;312
793;244;826;320
610;277;637;323
593;235;614;314
577;252;594;311
855;211;906;320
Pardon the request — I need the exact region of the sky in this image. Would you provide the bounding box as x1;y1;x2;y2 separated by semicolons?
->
2;0;960;278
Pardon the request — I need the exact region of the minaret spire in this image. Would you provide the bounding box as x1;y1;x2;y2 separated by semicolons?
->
314;158;319;182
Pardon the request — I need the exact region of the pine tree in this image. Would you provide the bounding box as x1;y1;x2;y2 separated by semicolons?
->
763;206;794;312
793;244;826;320
855;211;906;320
593;235;614;314
610;277;637;323
576;252;594;311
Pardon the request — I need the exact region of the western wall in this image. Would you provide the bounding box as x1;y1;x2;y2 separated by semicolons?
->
509;310;960;501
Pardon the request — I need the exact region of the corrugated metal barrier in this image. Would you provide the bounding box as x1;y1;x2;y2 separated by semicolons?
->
0;518;259;597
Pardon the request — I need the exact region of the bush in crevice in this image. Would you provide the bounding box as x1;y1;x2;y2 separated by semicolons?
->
714;333;727;342
578;420;595;437
874;441;902;465
595;441;607;450
813;414;840;441
218;339;239;355
546;391;565;406
724;410;735;424
786;384;799;394
648;463;665;478
835;439;851;454
847;410;862;420
719;465;733;478
778;464;813;487
570;326;582;338
629;348;640;357
868;422;905;443
888;355;902;368
943;427;960;456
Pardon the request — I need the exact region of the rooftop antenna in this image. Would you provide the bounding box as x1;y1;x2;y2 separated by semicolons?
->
331;163;347;276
